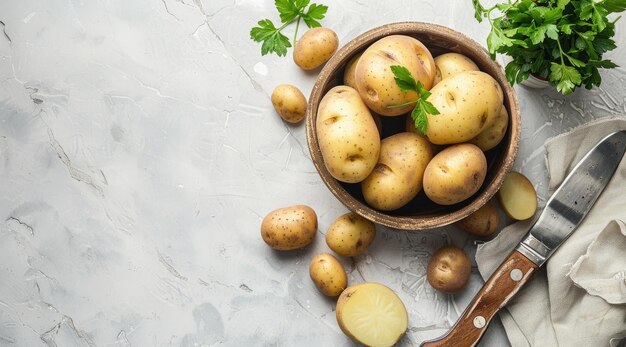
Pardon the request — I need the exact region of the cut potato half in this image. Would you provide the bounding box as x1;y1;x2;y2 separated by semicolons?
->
497;171;537;220
336;282;408;347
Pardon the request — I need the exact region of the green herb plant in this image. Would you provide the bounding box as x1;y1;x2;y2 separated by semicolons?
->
473;0;625;94
388;65;440;134
250;0;328;57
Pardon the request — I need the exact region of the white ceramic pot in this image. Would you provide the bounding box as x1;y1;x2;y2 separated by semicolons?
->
520;74;551;88
497;54;551;89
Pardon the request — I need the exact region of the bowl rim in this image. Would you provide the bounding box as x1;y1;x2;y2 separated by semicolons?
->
305;21;521;230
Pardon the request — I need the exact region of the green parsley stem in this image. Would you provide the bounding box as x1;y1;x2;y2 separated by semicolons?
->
278;21;290;32
556;37;565;65
293;17;301;45
386;100;418;109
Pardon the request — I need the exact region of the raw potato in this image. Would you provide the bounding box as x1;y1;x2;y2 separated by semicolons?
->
423;144;487;205
316;86;381;183
326;212;376;257
497;171;537;220
427;246;471;293
362;132;433;210
455;201;500;236
261;205;317;250
309;253;348;297
426;71;504;145
355;35;435;116
293;27;339;70
336;282;408;347
343;52;362;89
433;52;480;85
271;84;307;123
469;106;509;151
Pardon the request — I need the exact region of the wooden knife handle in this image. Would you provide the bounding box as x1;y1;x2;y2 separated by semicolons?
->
420;250;539;347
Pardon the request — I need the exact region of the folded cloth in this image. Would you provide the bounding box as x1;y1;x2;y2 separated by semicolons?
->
476;118;626;347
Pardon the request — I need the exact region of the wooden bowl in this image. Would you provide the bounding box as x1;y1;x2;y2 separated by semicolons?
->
305;22;520;230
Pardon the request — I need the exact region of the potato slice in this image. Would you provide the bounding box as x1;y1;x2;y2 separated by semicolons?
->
497;171;537;220
336;283;408;347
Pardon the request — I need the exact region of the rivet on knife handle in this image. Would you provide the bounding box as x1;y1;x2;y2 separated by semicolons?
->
419;250;539;347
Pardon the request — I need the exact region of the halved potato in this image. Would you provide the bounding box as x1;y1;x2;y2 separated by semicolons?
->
336;282;408;347
497;171;537;220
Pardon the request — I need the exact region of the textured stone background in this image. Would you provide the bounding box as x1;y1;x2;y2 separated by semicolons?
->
0;0;624;346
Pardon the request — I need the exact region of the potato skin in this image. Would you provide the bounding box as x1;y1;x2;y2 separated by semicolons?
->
362;132;433;210
427;246;471;293
309;253;348;297
426;71;504;145
261;205;317;250
423;144;487;205
271;84;307;123
355;35;435;116
326;212;376;257
433;53;480;85
455;201;500;236
469;106;509;151
343;52;362;89
316;86;381;183
293;28;339;70
335;282;366;340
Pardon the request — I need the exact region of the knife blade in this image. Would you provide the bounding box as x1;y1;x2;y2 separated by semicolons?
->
517;130;626;266
420;130;626;347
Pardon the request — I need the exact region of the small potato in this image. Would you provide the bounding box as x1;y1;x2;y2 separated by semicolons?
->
261;205;317;250
497;171;537;220
309;253;348;297
455;201;500;236
326;212;376;257
362;132;433;210
343;52;362;89
355;35;436;116
433;53;480;85
293;27;339;70
426;71;504;145
469;106;509;151
316;86;381;183
427;246;471;293
336;282;408;347
423;144;487;205
271;84;307;123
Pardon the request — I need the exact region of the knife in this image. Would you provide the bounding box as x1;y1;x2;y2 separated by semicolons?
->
420;130;626;347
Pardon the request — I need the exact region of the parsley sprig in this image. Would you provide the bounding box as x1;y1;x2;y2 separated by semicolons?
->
388;65;439;134
250;0;328;57
473;0;625;95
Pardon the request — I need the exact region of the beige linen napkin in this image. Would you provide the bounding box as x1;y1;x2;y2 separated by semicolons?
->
476;118;626;347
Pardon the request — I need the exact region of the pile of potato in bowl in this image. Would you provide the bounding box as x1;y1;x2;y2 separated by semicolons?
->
306;22;520;230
